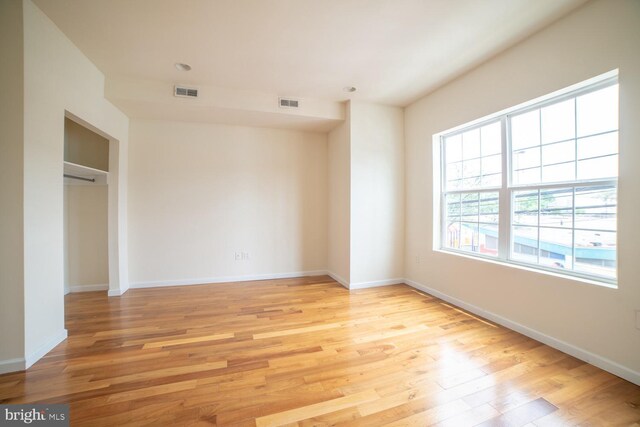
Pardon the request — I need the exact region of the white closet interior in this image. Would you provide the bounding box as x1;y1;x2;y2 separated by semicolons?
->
63;118;110;294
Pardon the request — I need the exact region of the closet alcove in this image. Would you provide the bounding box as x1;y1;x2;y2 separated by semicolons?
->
63;117;110;294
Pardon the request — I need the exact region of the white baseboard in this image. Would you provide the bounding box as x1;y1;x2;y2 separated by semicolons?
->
24;329;67;370
67;284;108;293
350;278;404;290
327;271;349;289
326;272;403;290
108;288;126;297
0;357;25;375
404;278;640;386
130;270;330;290
1;329;68;374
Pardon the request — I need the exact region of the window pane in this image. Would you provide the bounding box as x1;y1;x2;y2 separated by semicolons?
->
479;192;499;224
481;173;501;188
511;109;540;150
480;152;502;188
539;227;573;269
444;192;498;257
540;188;573;228
542;140;575;165
445;134;462;162
463;158;481;178
481;122;501;155
446;193;461;218
513;167;540;186
541;137;575;181
575;186;616;232
460;222;480;253
541;99;575;144
462;129;480;160
447;179;462;191
574;230;616;278
577;132;618;160
461;192;479;222
445;221;461;250
512;226;538;263
479;224;499;257
462;159;481;187
577;85;618;137
577;155;618;180
482;154;501;175
542;162;575;183
513;146;540;170
509;184;617;279
445;122;503;191
513;190;538;226
446;161;462;189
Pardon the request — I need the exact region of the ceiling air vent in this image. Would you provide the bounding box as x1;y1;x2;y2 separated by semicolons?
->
279;97;299;108
174;85;199;98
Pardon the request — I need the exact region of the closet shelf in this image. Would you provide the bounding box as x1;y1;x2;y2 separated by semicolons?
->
64;161;108;185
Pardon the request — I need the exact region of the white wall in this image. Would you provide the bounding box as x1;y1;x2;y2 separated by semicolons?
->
327;102;405;288
350;102;404;286
327;109;351;285
405;0;640;381
0;0;26;370
64;185;109;290
128;119;327;285
20;0;129;367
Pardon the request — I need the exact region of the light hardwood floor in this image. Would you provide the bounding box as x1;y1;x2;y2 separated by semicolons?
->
1;276;638;426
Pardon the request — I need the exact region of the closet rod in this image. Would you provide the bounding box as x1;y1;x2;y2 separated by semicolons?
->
64;174;95;183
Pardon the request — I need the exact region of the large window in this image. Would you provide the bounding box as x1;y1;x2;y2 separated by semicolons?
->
439;74;618;284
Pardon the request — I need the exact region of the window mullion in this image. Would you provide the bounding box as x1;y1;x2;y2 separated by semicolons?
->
572;98;577;270
571;187;576;270
440;138;446;250
538;109;543;183
498;116;510;260
574;98;578;180
537;190;541;264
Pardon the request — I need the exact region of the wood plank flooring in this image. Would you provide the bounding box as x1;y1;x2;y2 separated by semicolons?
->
0;275;638;426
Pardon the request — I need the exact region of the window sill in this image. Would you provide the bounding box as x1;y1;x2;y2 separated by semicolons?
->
434;248;618;290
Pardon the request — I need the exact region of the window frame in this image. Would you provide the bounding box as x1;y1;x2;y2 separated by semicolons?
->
436;72;618;287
